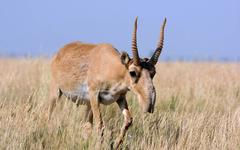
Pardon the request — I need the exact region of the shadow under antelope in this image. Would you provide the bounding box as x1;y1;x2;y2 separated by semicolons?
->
48;17;166;149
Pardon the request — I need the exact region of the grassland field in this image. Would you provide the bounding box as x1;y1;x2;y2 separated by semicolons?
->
0;58;240;150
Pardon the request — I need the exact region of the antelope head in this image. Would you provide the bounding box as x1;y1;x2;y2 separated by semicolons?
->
121;17;167;113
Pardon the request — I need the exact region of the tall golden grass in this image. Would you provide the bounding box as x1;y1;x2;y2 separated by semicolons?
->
0;58;240;150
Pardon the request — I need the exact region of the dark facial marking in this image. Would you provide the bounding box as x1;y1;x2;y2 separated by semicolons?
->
140;60;156;78
128;58;156;79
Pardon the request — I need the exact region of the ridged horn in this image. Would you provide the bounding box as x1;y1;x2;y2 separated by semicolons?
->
149;18;167;65
132;17;140;65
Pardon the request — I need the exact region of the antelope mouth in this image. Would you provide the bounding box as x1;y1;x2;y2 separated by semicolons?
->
146;103;154;113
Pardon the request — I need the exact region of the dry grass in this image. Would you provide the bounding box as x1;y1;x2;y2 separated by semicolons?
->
0;58;240;150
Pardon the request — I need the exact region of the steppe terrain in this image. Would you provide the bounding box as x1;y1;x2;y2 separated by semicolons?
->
0;58;240;149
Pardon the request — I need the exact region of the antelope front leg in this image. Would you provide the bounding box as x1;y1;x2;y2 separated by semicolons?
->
114;96;133;149
85;104;93;124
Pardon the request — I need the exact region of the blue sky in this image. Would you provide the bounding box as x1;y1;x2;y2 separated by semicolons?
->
0;0;239;60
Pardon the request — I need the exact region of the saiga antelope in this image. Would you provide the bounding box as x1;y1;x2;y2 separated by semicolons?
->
48;17;166;148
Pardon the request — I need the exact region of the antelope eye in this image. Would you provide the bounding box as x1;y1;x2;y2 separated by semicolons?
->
129;71;137;78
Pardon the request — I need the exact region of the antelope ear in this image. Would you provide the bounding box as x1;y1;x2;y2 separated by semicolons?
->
120;51;130;66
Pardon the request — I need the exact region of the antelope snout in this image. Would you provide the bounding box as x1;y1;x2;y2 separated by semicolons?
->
145;88;156;113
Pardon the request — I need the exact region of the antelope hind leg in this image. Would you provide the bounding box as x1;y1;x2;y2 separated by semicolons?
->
48;85;62;121
89;91;104;149
82;104;93;139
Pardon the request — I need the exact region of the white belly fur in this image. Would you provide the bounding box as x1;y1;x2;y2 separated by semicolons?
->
62;81;128;105
62;82;90;105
